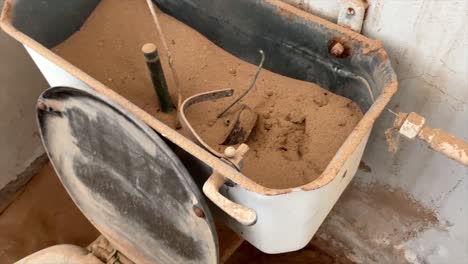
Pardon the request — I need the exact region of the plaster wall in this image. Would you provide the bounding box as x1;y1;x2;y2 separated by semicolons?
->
284;0;468;263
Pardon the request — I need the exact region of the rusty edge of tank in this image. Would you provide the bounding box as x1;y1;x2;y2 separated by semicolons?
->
0;0;398;195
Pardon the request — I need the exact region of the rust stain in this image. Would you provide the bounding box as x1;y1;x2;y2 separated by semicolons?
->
318;183;443;262
364;185;440;228
384;112;408;154
276;6;295;22
358;161;371;172
328;38;352;58
419;127;468;166
387;111;468;165
88;236;134;264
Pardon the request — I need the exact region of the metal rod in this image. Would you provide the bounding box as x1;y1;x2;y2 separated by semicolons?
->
217;50;265;118
142;43;173;113
145;0;182;125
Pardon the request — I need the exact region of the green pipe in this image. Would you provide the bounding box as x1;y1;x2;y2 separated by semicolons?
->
142;43;173;113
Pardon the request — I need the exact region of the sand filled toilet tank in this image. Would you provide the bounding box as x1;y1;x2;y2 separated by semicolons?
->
1;0;397;260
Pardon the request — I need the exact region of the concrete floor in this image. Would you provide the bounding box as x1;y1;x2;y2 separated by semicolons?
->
0;162;349;263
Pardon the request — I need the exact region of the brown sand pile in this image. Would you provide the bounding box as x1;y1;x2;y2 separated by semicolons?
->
0;163;99;263
227;240;353;264
53;0;363;189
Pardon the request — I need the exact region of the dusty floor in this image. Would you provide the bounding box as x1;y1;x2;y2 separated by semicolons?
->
227;242;351;264
54;0;363;189
0;163;99;263
0;163;350;263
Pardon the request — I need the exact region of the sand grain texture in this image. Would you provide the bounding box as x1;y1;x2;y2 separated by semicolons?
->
0;163;99;263
54;0;363;189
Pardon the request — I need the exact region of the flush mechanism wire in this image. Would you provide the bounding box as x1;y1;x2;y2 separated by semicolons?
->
217;50;265;118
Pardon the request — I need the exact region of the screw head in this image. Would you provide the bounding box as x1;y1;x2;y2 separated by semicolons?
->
224;146;236;158
193;206;205;218
330;42;345;57
347;7;355;15
37;101;47;111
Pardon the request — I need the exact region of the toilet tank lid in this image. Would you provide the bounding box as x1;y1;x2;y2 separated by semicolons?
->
36;86;218;264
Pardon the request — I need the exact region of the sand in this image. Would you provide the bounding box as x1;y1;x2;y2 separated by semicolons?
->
227;240;353;264
0;163;99;263
53;0;363;189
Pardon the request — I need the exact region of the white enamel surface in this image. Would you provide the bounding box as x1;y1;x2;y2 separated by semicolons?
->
222;131;370;253
24;46;92;91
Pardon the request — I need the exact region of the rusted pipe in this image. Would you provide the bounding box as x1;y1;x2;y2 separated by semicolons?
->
418;127;468;166
398;112;468;166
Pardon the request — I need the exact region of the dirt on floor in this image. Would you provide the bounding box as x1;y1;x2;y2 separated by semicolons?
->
0;163;351;263
53;0;363;189
0;163;99;263
228;238;353;264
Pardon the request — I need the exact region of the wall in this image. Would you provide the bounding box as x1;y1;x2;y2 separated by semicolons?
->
0;0;48;208
284;0;467;263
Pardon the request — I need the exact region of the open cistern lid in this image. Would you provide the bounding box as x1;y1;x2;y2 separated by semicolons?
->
36;86;218;264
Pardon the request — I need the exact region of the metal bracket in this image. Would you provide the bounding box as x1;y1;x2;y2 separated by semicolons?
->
338;0;366;32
